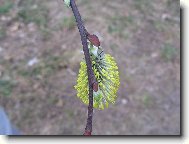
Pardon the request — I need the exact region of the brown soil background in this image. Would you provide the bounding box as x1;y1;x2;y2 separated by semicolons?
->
0;0;180;135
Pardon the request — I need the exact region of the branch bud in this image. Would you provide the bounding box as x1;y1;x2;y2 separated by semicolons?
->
87;34;100;47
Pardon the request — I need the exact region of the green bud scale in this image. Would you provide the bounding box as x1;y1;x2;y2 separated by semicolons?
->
64;0;70;7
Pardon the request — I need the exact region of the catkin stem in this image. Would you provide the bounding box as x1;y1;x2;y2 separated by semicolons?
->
69;0;96;135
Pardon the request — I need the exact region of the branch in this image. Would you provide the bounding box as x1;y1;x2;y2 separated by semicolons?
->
68;0;96;135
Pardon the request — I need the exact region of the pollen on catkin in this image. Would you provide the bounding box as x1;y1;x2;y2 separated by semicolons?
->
74;43;120;110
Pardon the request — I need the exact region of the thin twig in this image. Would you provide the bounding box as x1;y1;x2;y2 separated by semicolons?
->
68;0;96;135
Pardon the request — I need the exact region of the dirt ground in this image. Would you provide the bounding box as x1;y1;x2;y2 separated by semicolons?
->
0;0;180;135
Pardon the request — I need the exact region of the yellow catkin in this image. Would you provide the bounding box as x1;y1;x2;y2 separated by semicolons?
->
75;54;120;110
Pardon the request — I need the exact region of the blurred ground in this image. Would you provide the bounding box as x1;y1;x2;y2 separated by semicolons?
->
0;0;180;135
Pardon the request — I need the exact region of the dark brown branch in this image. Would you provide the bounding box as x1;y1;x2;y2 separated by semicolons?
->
68;0;96;135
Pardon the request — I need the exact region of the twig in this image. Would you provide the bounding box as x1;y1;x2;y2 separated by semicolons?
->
68;0;96;135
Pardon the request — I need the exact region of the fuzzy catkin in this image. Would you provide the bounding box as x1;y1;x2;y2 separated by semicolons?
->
75;44;120;110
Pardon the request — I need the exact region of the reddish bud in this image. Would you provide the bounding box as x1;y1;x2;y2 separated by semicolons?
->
84;131;92;136
93;82;98;92
87;34;100;47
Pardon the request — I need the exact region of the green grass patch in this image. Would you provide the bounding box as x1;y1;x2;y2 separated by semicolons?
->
18;66;43;77
60;16;76;30
17;2;51;40
0;80;14;96
17;4;48;28
134;0;152;15
108;15;133;38
166;0;180;17
142;94;153;107
18;8;48;27
0;27;6;39
161;43;177;62
40;28;52;40
154;20;166;32
18;55;68;78
0;1;13;14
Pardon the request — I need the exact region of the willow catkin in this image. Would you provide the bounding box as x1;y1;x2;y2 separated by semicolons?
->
74;42;120;110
